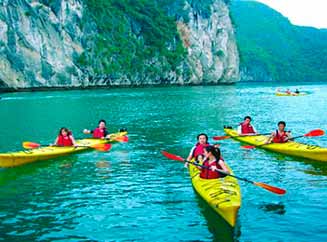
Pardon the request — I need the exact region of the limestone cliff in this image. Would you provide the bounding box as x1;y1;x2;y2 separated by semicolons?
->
0;0;239;90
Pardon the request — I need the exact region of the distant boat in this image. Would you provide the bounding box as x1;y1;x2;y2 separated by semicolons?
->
275;92;307;96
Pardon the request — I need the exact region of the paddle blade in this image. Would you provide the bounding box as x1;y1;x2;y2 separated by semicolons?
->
115;136;129;142
91;143;112;152
213;136;231;141
241;145;256;149
23;142;41;149
161;151;185;162
304;129;325;137
254;182;286;195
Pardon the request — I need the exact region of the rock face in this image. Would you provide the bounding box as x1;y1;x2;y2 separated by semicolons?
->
0;0;239;90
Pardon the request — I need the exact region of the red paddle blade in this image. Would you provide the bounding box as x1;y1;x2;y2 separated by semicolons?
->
213;135;231;141
241;145;256;149
161;151;185;162
304;129;325;137
115;136;129;142
254;182;286;195
23;142;41;149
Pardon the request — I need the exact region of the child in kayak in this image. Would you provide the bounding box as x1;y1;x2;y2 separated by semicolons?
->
237;116;257;135
199;146;229;179
187;133;210;162
54;127;77;146
266;121;292;144
83;119;110;139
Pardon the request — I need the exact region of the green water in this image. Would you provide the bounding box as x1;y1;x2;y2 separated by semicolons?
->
0;83;327;241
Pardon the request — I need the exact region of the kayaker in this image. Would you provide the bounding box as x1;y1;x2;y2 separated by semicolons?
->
266;121;292;144
199;146;229;179
285;89;291;94
237;116;257;135
54;127;77;146
187;133;210;162
83;119;110;139
294;89;300;94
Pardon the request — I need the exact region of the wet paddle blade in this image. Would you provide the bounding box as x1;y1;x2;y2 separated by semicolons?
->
161;151;185;162
23;142;41;149
213;136;231;141
304;129;325;137
91;143;112;152
115;136;129;142
254;182;286;195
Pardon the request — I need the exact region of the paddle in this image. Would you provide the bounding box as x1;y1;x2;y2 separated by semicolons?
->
22;142;112;152
161;151;286;195
109;135;129;142
213;133;271;141
242;129;325;149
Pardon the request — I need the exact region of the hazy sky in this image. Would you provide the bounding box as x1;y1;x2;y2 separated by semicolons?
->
255;0;327;28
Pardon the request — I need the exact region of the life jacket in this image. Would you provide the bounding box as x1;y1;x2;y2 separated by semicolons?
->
57;134;73;146
200;159;224;179
240;122;255;134
192;143;210;158
273;130;289;143
93;127;106;138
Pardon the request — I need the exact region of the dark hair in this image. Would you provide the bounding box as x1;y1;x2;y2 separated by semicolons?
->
204;145;221;160
278;121;286;127
197;133;208;143
244;116;252;121
98;119;106;125
59;127;71;136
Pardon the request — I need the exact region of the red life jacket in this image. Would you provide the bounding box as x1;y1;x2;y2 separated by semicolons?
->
273;130;288;143
192;143;210;158
93;128;106;138
57;134;73;146
240;122;255;134
200;159;224;179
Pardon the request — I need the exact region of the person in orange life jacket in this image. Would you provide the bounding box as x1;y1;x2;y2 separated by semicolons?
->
266;121;292;144
54;127;77;146
83;119;110;139
199;146;229;179
237;116;257;135
187;133;210;163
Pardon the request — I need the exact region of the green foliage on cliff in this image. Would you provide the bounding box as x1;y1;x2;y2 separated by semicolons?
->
230;0;327;82
79;0;186;80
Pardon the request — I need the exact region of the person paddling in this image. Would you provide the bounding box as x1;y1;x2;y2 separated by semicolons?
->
237;116;257;135
266;121;292;144
199;146;230;179
83;119;110;139
54;127;77;146
187;133;210;162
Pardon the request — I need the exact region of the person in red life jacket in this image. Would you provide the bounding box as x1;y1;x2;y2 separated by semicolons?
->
83;119;110;139
285;88;291;94
237;116;257;135
54;127;76;146
266;121;292;144
199;146;229;179
187;133;210;163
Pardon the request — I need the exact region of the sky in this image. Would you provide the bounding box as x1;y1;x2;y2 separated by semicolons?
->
255;0;327;29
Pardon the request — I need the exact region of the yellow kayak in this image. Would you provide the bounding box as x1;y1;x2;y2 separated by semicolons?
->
0;131;127;168
275;92;307;96
224;128;327;162
188;160;241;227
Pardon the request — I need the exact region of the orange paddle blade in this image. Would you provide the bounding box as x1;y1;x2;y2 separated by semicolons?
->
161;151;185;162
254;182;286;195
23;142;41;149
114;136;129;142
91;143;112;152
213;136;231;141
304;129;325;137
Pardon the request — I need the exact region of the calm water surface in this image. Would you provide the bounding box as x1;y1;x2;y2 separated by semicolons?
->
0;83;327;241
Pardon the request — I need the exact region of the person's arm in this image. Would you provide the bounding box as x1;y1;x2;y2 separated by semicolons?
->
252;125;257;134
70;135;77;146
53;137;59;146
266;131;275;144
218;160;230;174
187;147;195;161
285;131;292;141
237;125;242;135
83;129;91;134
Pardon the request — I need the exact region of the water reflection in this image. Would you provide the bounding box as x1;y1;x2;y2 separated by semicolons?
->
258;202;286;215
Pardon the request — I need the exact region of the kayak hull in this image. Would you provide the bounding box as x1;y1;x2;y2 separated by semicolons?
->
224;128;327;162
275;92;307;96
0;132;127;168
188;161;241;227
